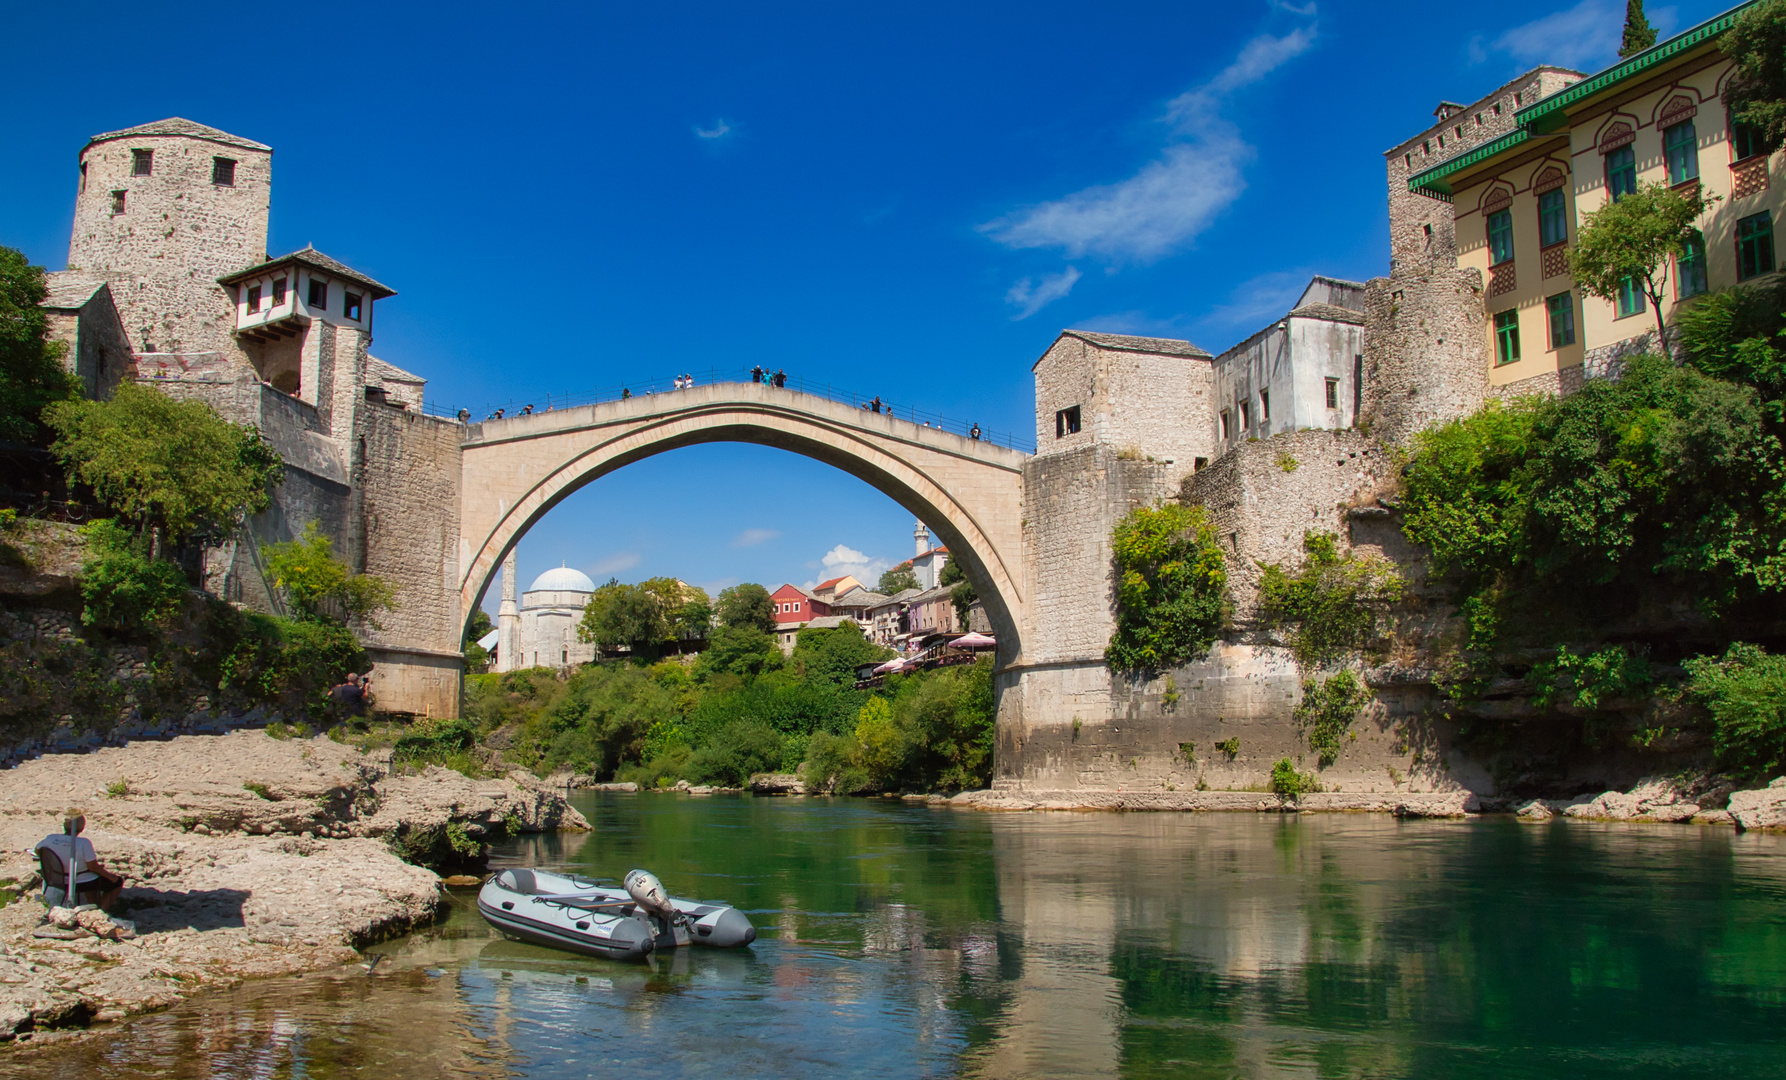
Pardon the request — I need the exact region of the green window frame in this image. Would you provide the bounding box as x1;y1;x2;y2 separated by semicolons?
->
1538;189;1568;247
1546;293;1576;349
1663;121;1699;185
1494;309;1521;365
1605;146;1637;201
1678;230;1708;298
1616;275;1646;318
1738;211;1775;281
1487;208;1515;265
1730;110;1775;161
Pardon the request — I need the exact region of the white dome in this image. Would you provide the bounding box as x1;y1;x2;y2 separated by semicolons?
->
526;565;596;593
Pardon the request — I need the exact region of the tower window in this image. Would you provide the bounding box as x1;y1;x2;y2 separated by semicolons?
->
1054;405;1081;437
1325;378;1339;410
1259;389;1270;422
1220;410;1231;440
212;157;236;186
131;149;153;176
79;161;88;192
344;292;363;320
1239;401;1251;430
247;285;262;313
307;278;328;309
271;277;286;306
110;190;126;215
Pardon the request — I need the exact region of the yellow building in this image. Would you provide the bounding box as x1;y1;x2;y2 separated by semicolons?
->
1407;1;1782;392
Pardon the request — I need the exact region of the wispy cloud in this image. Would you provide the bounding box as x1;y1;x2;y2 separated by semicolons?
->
694;119;734;140
1192;268;1316;337
731;528;780;548
981;23;1316;264
803;544;892;590
1006;267;1083;319
1473;0;1676;71
585;552;641;578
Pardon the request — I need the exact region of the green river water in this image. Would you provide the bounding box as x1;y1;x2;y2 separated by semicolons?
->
13;793;1786;1079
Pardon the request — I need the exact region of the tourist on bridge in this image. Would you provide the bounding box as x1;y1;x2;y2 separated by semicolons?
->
622;387;631;400
772;369;786;388
684;373;696;388
751;366;764;383
871;396;882;414
457;409;470;424
970;423;981;440
522;404;533;415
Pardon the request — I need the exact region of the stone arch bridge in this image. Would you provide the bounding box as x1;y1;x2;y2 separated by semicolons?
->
455;382;1030;656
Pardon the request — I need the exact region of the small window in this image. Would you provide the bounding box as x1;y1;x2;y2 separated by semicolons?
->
1438;134;1446;149
1730;113;1775;161
1259;389;1270;422
1738;211;1776;280
1487;208;1514;265
1324;378;1339;410
1423;140;1431;154
1404;153;1412;168
344;292;363;320
247;285;262;313
1514;91;1524;107
1054;405;1081;437
1616;275;1646;318
1538;189;1568;247
1494;102;1503;116
131;149;153;176
271;277;286;306
1423;223;1433;238
1546;293;1576;349
1606;146;1637;201
1239;401;1251;430
307;278;327;309
1220;410;1231;440
110;190;126;215
1664;121;1699;185
212;157;236;186
79;161;88;192
1494;309;1521;365
1678;230;1708;298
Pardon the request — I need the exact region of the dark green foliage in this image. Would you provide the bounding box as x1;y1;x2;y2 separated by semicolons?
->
802;658;995;793
578;580;673;656
391;716;482;775
1258;533;1403;666
262;522;395;627
686;721;785;786
390;820;485;869
1674;279;1786;421
715;582;776;631
45;383;282;547
1685;643;1786;780
218;611;367;718
0;246;78;443
463;609;493;673
1724;0;1786;148
939;556;977;628
790;621;891;687
538;663;680;776
1401;355;1786;645
1269;758;1312;799
1619;0;1656;58
1294;671;1370;768
1528;645;1654;710
692;624;784;680
1106;502;1229;672
1215;737;1239;757
878;564;920;594
78;519;189;631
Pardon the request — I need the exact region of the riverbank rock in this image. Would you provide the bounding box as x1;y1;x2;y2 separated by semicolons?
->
749;773;803;795
1563;776;1703;823
948;788;1479;815
1728;777;1786;831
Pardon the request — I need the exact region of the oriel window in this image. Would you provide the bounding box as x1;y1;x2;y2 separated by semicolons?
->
247;285;262;313
271;278;286;306
344;292;363;320
307;278;328;309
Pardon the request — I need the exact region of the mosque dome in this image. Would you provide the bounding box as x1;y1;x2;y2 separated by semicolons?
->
526;565;596;594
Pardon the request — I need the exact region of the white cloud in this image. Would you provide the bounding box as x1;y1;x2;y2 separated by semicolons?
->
731;528;780;548
1192;268;1317;336
585;552;641;578
694;119;734;140
1481;0;1677;72
1005;266;1082;319
804;543;892;590
982;25;1315;263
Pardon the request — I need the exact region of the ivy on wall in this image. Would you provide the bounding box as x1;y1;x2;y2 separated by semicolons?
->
1105;502;1229;673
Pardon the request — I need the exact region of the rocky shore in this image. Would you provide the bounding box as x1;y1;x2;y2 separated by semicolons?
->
0;729;588;1043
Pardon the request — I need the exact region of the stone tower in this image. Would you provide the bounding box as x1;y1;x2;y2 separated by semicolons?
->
914;520;929;558
67;118;273;356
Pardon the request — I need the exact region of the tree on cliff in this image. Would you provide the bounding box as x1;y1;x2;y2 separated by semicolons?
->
1724;0;1786;147
44;382;283;556
1104;502;1230;673
716;582;776;632
262;521;397;628
0;246;79;444
1619;0;1657;58
1569;181;1716;349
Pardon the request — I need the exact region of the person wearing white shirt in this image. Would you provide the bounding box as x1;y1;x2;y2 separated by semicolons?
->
34;810;122;910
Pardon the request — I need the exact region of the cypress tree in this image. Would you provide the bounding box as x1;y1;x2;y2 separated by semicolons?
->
1620;0;1658;58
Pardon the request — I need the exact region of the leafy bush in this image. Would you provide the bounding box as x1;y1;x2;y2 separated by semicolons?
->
693;625;784;680
218;611;366;718
1106;502;1230;672
686;721;784;787
391;716;485;777
1269;758;1313;799
0;245;78;443
1528;644;1653;710
797;658;994;793
1294;671;1370;768
1258;532;1403;665
1685;643;1786;780
263;522;395;626
78;519;189;631
536;663;679;776
789;621;890;686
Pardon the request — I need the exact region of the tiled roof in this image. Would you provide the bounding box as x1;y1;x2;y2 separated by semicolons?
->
218;246;396;298
831;588;890;609
1061;330;1212;358
86;117;271;153
1288;302;1366;326
908;584;954;604
801;616;855;630
40;273;109;311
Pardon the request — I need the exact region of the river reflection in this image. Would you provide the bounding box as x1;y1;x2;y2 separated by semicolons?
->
12;795;1786;1079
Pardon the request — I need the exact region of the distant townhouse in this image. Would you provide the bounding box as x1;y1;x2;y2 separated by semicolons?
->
770;583;827;653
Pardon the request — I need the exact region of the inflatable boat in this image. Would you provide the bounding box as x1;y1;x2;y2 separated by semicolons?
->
478;868;755;961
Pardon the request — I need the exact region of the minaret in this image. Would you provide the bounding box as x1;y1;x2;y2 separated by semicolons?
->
497;548;520;673
914;520;929;558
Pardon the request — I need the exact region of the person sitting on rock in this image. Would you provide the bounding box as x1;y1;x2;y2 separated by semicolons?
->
34;810;123;911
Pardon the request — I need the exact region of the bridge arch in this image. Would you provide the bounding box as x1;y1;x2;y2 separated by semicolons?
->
457;383;1030;663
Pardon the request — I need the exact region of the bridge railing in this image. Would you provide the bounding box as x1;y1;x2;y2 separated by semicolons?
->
419;366;1037;454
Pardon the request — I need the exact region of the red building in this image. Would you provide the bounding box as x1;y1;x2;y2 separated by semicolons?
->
771;583;828;629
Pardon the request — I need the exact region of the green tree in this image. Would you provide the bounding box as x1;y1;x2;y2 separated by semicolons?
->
1675;280;1786;421
1686;642;1786;780
790;621;891;686
1724;0;1786;147
939;556;977;629
1619;0;1657;58
1568;181;1717;348
0;246;78;444
463;608;494;673
578;580;673;657
878;563;920;594
716;582;777;631
1105;502;1230;672
262;521;396;626
692;624;784;680
78;518;189;631
45;382;283;554
675;597;713;641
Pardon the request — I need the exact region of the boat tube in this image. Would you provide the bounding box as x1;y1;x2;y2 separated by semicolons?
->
477;868;755;960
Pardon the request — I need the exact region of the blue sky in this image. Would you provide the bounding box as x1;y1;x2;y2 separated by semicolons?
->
3;0;1718;612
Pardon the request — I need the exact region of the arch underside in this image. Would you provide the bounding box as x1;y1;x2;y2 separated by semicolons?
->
459;403;1027;664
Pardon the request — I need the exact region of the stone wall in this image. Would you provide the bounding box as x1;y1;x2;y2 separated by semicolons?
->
1031;332;1215;470
1359;266;1490;446
42;280;132;400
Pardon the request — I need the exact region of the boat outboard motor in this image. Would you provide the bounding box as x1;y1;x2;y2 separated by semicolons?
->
624;869;676;920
